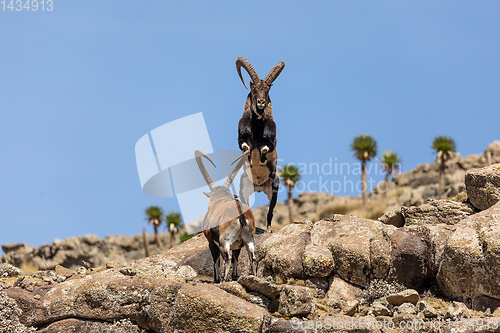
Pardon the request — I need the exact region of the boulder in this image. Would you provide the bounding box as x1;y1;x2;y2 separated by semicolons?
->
393;303;418;315
369;231;392;280
258;223;311;279
218;281;270;308
416;224;457;278
386;289;420;306
417;300;438;318
302;244;334;278
326;276;362;309
485;141;500;165
401;199;474;225
388;229;429;289
465;164;500;210
444;301;470;319
371;302;391;316
238;275;282;300
278;285;316;317
342;300;359;316
0;291;35;333
437;201;500;311
170;282;268;332
313;216;385;286
38;318;146;333
0;263;21;278
378;208;405;228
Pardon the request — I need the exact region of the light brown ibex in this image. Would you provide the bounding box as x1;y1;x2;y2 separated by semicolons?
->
195;149;257;283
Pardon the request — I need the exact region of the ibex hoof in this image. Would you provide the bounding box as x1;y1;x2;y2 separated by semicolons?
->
261;146;269;154
242;143;250;152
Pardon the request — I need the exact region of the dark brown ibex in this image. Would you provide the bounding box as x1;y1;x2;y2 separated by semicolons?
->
195;150;257;283
236;57;284;229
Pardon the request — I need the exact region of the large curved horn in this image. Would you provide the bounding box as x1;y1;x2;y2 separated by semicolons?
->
264;61;285;86
224;151;249;188
236;57;260;89
195;150;216;191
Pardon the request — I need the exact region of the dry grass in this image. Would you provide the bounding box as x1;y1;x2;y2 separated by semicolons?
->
452;191;468;203
314;200;363;220
20;262;39;274
424;296;450;313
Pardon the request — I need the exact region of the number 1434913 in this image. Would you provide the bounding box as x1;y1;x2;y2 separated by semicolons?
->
1;0;53;11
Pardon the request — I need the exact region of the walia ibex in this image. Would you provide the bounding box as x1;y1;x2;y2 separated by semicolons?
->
236;56;285;230
195;149;257;283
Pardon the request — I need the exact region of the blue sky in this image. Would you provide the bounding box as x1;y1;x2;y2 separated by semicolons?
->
1;1;499;250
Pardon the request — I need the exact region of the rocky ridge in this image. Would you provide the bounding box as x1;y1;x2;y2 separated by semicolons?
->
1;142;500;332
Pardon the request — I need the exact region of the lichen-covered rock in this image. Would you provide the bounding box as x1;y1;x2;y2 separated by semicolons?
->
311;216;388;287
5;268;184;330
0;263;21;278
278;285;316;317
238;275;281;299
388;229;429;289
466;164;500;211
0;291;35;333
402;199;474;225
38;318;147;333
327;217;377;286
445;301;471;319
218;280;270;308
258;223;311;278
343;300;359;316
369;231;392;280
302;244;334;278
3;256;272;333
393;302;418;315
416;224;457;278
371;302;391;316
170;282;268;332
417;300;438;318
437;201;500;311
378;208;405;227
326;277;362;309
54;265;74;278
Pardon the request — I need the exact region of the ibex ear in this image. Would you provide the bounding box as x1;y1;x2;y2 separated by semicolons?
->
203;192;211;198
250;80;255;87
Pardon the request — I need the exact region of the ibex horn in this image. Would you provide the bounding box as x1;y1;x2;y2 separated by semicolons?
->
236;57;260;89
264;61;285;86
195;150;216;192
224;151;249;188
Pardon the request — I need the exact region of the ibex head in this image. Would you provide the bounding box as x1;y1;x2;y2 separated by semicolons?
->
195;150;248;200
236;57;285;111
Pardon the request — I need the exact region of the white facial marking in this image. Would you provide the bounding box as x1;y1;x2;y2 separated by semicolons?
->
248;242;255;253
